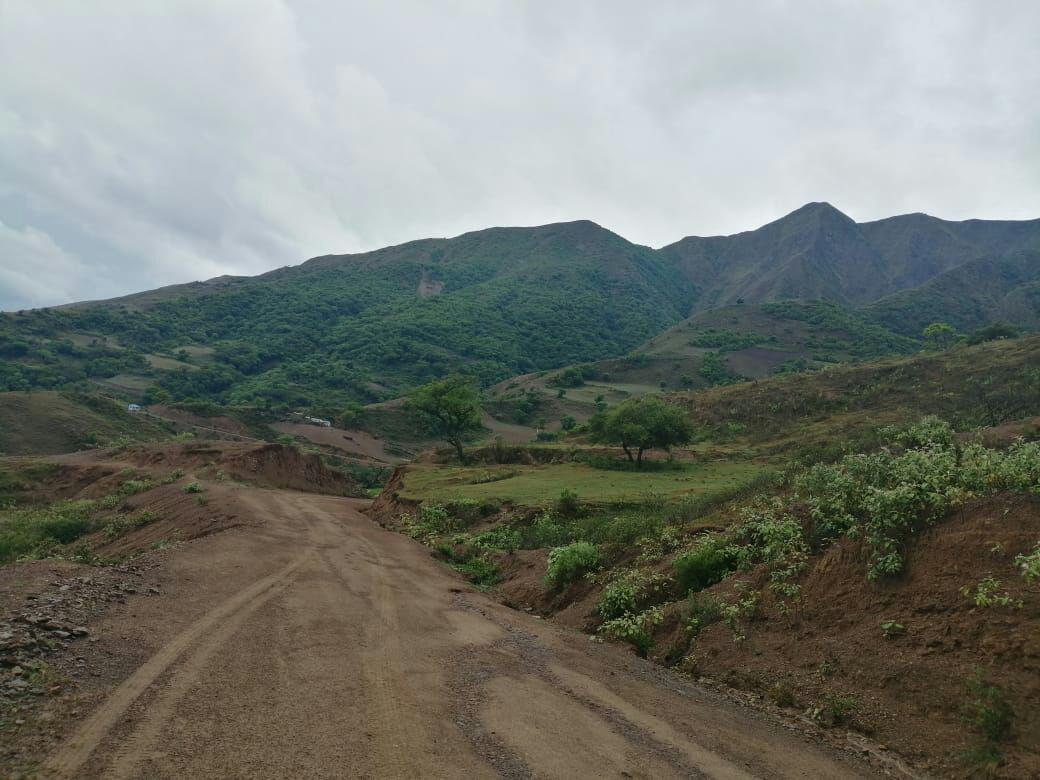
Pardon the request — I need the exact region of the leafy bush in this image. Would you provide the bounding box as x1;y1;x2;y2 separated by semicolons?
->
519;512;571;549
881;415;954;450
1015;541;1040;583
118;478;154;496
684;593;726;637
183;481;204;494
470;526;522;552
451;555;501;589
963;671;1014;746
545;541;600;587
555;489;582;518
960;577;1023;609
597;570;670;620
599;607;663;656
673;535;736;593
0;499;99;562
793;433;1040;578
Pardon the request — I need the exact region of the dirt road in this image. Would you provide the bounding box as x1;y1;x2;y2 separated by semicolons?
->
39;489;876;778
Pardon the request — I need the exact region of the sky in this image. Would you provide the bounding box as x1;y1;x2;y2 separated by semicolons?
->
1;1;1038;311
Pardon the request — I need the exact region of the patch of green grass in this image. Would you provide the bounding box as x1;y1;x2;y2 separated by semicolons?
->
400;460;767;506
0;499;99;562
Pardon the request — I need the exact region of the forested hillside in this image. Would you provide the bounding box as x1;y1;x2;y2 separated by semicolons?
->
1;204;1037;413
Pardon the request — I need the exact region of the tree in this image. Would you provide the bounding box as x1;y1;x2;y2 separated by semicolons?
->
408;375;483;463
589;396;694;466
922;322;956;351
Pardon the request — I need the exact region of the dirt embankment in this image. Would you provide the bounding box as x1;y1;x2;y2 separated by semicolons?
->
107;441;363;496
371;484;1040;777
367;466;417;528
667;494;1040;779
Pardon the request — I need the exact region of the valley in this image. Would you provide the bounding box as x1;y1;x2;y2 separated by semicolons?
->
1;206;1038;778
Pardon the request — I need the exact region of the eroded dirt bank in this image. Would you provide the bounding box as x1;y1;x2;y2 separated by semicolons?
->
3;488;879;778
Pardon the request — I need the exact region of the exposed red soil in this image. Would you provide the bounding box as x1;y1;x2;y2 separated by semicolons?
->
56;441;362;497
667;494;1040;778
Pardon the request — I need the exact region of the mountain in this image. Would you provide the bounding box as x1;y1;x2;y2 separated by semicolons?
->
1;221;692;409
2;204;1037;412
660;202;1040;311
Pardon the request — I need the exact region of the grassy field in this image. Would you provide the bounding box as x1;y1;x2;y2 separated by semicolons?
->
399;459;767;505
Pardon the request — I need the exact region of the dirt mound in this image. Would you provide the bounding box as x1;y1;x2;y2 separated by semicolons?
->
101;441;361;496
675;494;1040;778
218;443;359;495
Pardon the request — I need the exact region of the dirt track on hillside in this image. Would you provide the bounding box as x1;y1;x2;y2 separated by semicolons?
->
37;490;877;779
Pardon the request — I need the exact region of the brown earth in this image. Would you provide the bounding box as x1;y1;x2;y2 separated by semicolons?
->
672;494;1040;779
1;486;882;778
270;421;398;464
372;481;1040;777
50;441;363;498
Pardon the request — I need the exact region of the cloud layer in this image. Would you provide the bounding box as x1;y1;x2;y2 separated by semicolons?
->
2;0;1038;310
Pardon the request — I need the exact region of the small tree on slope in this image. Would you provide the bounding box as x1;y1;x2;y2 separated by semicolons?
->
589;396;694;466
408;375;483;464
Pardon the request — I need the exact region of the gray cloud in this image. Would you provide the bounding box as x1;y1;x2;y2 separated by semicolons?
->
1;0;1038;310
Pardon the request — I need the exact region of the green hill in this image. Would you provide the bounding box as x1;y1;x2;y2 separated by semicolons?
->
0;391;174;456
2;205;1037;416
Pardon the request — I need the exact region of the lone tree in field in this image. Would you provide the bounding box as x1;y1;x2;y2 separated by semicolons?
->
408;375;483;464
589;396;694;466
923;321;956;351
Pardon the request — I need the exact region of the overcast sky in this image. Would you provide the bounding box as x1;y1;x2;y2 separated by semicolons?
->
1;1;1038;310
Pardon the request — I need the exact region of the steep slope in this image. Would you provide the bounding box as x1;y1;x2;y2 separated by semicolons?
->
661;203;1040;313
865;250;1040;336
660;202;891;308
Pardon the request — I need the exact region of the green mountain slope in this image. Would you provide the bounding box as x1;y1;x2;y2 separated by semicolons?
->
865;250;1040;336
2;221;692;409
2;205;1037;413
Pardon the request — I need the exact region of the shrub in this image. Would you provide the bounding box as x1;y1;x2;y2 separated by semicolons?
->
519;512;571;549
880;620;905;639
597;570;670;620
470;526;522;553
960;577;1023;609
545;541;600;587
555;489;582;518
118;479;154;496
599;607;663;656
673;536;736;594
1015;541;1040;583
452;555;501;589
881;415;954;450
685;593;726;637
0;499;99;562
183;481;204;494
963;671;1014;744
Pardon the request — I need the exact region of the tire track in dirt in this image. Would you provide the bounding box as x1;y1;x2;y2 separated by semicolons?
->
317;533;430;777
41;551;311;778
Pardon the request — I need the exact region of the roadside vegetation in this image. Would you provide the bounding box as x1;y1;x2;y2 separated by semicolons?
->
377;337;1040;776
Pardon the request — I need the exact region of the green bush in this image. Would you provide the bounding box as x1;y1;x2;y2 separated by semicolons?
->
452;555;501;589
0;499;99;562
545;541;600;587
685;593;726;637
597;570;670;620
519;512;571;549
183;481;204;494
599;607;663;656
963;671;1014;745
673;536;736;593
